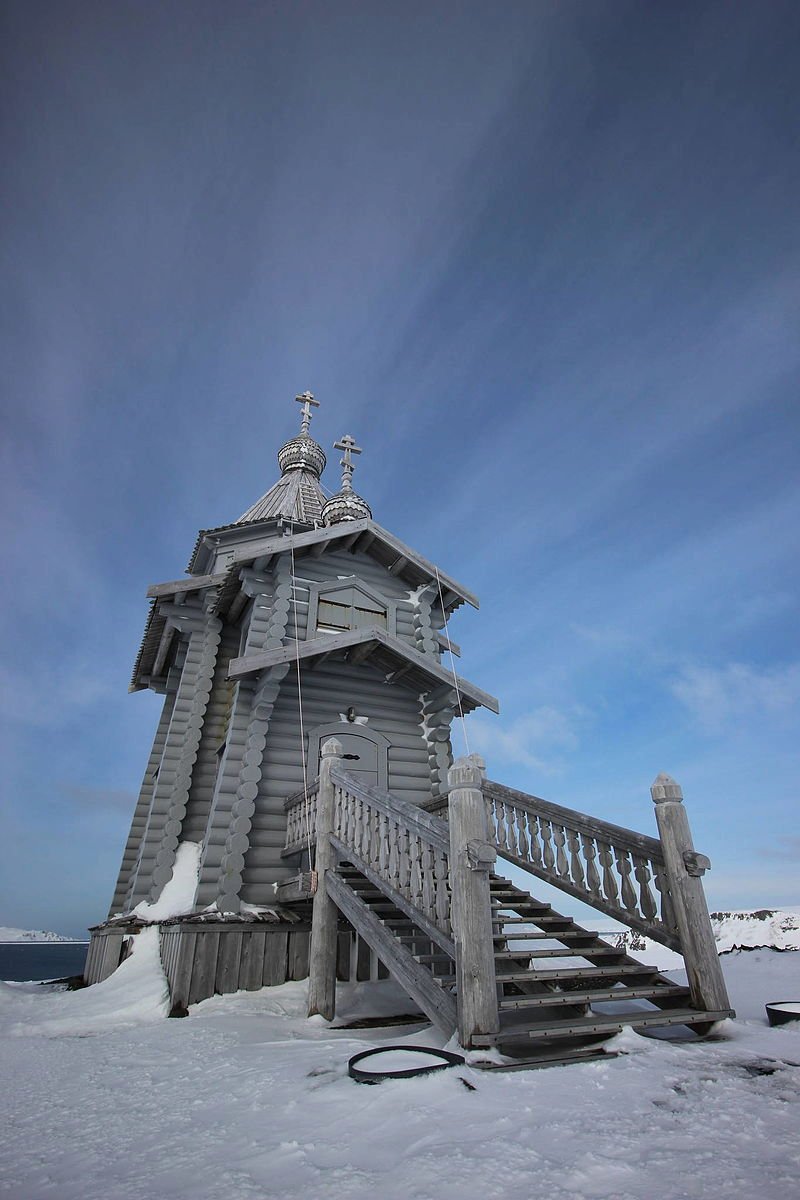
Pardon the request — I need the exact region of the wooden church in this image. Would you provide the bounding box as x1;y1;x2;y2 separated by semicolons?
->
85;393;733;1065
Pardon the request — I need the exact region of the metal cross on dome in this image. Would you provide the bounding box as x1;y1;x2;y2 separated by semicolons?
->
334;433;362;492
295;391;319;435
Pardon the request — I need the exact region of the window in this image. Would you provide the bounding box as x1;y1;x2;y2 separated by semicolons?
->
308;578;395;637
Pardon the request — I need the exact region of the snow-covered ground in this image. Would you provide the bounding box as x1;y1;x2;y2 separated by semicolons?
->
1;940;799;1200
0;927;82;944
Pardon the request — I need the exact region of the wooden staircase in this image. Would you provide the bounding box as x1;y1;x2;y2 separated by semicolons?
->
286;745;734;1067
326;863;730;1064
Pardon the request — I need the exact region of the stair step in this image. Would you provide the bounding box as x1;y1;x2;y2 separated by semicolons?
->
495;964;659;983
494;931;599;942
414;952;454;962
499;985;690;1010
491;904;552;915
494;947;625;961
474;1008;734;1046
491;916;573;926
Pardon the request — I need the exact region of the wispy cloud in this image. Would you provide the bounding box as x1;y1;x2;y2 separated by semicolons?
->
671;661;800;735
0;662;111;728
469;705;583;774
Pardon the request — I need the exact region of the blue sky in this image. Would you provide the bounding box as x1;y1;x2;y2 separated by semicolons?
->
2;1;798;937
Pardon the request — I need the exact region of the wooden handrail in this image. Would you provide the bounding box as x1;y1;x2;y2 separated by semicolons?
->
328;765;453;939
484;780;665;861
481;779;680;950
329;766;450;855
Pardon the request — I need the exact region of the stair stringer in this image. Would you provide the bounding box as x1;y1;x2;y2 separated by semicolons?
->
325;869;458;1037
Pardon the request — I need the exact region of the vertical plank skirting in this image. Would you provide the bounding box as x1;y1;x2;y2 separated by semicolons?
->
263;931;289;985
239;930;267;990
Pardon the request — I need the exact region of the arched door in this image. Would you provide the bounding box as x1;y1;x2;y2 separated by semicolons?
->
307;721;390;790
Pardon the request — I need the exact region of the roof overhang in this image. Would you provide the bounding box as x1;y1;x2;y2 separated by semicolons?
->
228;627;499;716
214;518;478;615
130;573;225;692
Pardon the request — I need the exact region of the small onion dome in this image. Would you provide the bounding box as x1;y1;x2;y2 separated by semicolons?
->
277;434;326;477
321;488;372;525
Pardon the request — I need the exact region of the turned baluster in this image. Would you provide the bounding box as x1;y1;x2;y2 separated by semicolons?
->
567;828;586;889
552;822;569;880
540;819;556;875
582;834;602;900
388;818;400;890
434;849;451;933
615;848;638;914
421;843;435;921
529;813;544;870
597;840;620;905
410;836;424;909
378;812;389;874
633;855;658;922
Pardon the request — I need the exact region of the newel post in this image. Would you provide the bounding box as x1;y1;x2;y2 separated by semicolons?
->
448;754;501;1048
651;773;730;1014
307;737;342;1020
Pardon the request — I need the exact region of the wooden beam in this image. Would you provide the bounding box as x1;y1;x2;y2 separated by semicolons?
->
388;555;408;576
384;663;414;685
348;641;376;665
146;572;226;599
224;517;478;610
227;589;249;624
151;624;176;678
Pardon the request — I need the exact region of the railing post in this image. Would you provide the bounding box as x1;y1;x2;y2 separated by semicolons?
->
448;753;500;1048
307;738;342;1020
651;773;731;1014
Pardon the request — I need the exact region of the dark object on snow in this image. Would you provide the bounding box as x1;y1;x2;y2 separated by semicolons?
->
348;1045;465;1084
766;1002;800;1027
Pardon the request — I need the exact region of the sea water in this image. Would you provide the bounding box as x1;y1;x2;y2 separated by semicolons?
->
0;943;89;982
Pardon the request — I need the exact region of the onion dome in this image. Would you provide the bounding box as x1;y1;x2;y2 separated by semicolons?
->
236;392;326;526
277;433;326;477
321;433;372;526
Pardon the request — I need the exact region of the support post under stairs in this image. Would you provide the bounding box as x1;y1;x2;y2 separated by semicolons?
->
307;737;342;1020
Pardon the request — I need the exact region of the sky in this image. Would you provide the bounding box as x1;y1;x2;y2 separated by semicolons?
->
1;0;799;937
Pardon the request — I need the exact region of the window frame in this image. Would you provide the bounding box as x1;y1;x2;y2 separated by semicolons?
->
306;576;397;639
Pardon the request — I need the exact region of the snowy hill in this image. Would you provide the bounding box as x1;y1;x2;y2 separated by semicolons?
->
0;927;80;944
709;908;800;953
604;908;800;961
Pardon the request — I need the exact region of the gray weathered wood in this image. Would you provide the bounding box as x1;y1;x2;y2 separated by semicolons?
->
329;833;455;955
227;518;478;610
325;869;457;1035
651;774;731;1013
188;930;220;1004
448;755;501;1047
288;930;310;980
227;626;499;713
307;738;342;1019
146;572;227;599
239;930;266;990
263;930;289;985
169;930;197;1011
215;929;243;994
329;767;450;853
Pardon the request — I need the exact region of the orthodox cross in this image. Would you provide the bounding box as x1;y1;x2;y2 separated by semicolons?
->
334;433;362;492
295;391;319;436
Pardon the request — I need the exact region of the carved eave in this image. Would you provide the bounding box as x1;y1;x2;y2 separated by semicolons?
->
211;518;478;618
228;627;499;717
130;573;225;692
186;514;317;577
